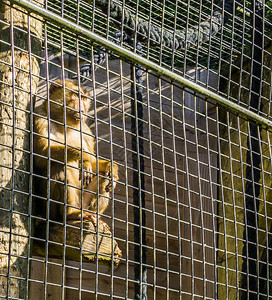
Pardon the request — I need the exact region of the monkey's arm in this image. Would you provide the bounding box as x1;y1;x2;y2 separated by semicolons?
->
34;120;92;166
40;139;92;164
92;159;119;177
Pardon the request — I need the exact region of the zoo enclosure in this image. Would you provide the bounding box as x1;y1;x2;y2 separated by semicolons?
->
0;0;271;299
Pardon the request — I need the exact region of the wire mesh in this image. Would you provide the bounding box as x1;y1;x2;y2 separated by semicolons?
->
0;0;272;299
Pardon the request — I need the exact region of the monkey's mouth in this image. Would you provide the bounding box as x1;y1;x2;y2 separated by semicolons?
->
73;112;81;120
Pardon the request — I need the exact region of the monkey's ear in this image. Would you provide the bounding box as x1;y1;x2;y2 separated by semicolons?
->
49;80;63;95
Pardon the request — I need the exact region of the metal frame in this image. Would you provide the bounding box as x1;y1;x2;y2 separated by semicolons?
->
7;0;272;129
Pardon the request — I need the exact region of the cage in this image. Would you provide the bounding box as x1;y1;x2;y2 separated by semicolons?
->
0;0;271;299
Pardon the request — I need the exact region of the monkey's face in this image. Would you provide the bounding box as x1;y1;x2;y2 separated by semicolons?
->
49;80;89;125
67;91;88;121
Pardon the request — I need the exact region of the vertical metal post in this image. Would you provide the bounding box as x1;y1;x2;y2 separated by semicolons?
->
130;44;147;299
241;1;264;299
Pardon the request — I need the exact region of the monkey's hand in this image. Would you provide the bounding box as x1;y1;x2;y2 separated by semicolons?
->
82;160;93;186
100;162;119;193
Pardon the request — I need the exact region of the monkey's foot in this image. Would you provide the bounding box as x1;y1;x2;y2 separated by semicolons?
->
81;161;93;186
83;171;92;186
84;213;111;231
68;211;98;228
103;163;118;193
104;179;112;193
83;212;98;228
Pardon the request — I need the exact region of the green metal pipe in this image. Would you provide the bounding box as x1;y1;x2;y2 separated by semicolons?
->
9;0;272;130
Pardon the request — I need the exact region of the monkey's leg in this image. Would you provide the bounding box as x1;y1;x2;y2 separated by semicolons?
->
92;160;119;193
66;167;97;227
84;176;110;211
83;175;112;230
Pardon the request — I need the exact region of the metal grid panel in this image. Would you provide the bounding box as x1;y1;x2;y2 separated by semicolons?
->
0;0;271;299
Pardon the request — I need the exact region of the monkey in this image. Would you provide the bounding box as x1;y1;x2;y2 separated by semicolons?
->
33;79;118;227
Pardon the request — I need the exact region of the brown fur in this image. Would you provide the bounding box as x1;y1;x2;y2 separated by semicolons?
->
34;80;118;224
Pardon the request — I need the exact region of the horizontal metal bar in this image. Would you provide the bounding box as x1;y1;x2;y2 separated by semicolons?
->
9;0;272;130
